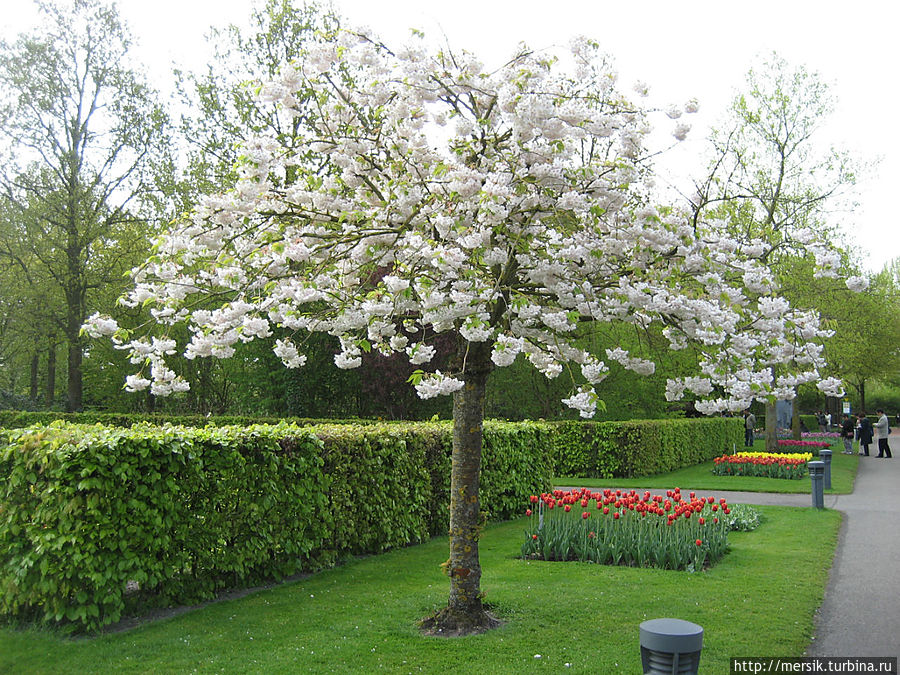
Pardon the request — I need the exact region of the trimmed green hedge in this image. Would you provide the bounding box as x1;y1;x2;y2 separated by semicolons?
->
0;410;373;429
0;420;551;632
0;423;331;632
547;417;743;479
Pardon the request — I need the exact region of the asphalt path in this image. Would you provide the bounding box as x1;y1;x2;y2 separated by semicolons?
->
803;429;899;659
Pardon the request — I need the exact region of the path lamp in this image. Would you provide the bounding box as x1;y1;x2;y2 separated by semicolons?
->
639;618;703;674
808;460;825;508
819;449;832;490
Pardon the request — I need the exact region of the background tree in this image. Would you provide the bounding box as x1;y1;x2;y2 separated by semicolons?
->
0;0;168;411
817;263;900;412
0;192;67;406
690;53;862;450
172;0;339;205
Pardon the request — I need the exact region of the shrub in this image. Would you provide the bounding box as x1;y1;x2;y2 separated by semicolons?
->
722;504;762;532
0;410;376;430
547;417;743;478
0;420;552;632
0;422;330;632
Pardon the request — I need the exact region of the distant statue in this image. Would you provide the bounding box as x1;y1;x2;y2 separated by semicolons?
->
775;400;793;429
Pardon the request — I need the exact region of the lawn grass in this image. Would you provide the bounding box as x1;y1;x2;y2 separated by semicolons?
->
0;505;841;674
557;439;857;494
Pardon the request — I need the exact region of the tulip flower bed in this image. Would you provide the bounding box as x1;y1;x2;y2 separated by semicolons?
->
521;488;730;571
777;439;831;456
778;439;831;449
712;452;810;479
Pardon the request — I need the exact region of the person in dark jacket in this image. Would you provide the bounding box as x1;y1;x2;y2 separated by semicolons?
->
856;412;874;456
743;409;756;447
840;414;856;454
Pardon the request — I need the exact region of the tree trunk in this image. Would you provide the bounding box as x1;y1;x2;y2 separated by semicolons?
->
46;335;56;407
421;343;499;636
765;399;778;453
65;304;84;412
859;380;866;414
30;352;39;402
791;392;802;440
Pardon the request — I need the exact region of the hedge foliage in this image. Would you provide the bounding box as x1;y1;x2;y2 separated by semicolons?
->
0;416;739;632
0;410;373;430
0;420;552;632
546;417;743;479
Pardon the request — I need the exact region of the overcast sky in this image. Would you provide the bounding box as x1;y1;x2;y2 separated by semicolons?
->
4;0;897;271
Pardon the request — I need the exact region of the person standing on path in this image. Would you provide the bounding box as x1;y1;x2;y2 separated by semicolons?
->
840;414;855;454
856;412;873;456
874;409;893;458
743;409;756;447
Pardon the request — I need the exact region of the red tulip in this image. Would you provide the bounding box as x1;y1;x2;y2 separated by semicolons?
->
695;539;702;546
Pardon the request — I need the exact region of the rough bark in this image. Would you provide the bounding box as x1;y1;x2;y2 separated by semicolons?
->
421;343;500;636
765;399;778;453
65;285;85;412
46;335;56;407
29;352;39;402
66;338;83;412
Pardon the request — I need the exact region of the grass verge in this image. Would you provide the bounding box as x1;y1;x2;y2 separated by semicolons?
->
557;444;857;494
0;505;840;674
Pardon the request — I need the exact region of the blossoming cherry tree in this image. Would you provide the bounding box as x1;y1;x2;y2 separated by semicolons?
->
86;29;850;633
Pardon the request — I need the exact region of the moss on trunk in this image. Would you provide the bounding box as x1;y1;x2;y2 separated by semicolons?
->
421;344;500;636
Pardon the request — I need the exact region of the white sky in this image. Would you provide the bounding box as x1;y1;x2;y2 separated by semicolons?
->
3;0;898;271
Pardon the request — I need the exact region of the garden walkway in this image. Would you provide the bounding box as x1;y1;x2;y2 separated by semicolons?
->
691;429;900;658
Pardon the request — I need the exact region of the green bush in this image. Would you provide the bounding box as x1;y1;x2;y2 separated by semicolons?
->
547;417;743;479
316;423;433;556
0;420;552;632
0;410;393;430
799;414;818;431
0;422;330;633
723;504;762;531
